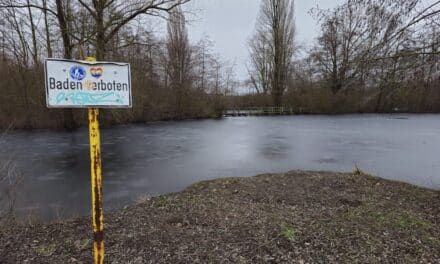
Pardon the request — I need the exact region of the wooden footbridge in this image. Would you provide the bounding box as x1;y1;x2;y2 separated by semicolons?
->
223;107;294;117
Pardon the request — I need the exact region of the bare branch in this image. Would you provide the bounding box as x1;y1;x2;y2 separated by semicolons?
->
0;3;57;16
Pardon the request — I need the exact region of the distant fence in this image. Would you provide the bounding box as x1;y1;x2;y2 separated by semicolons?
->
223;107;294;117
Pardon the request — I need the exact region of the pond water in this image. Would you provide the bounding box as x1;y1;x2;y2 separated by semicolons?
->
1;114;439;221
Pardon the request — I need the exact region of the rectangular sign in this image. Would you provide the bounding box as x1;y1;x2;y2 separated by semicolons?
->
45;58;132;108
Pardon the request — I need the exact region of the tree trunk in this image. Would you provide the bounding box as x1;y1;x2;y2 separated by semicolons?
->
56;0;76;130
42;0;52;57
26;0;38;65
56;0;72;59
95;1;105;60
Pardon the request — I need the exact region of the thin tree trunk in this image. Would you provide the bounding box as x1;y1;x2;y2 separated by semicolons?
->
42;0;52;57
26;0;38;65
95;1;105;60
56;0;76;130
56;0;72;59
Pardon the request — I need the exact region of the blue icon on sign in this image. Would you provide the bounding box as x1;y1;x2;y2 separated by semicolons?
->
70;65;86;81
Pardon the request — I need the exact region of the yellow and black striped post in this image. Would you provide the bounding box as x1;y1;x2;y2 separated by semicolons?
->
86;57;104;264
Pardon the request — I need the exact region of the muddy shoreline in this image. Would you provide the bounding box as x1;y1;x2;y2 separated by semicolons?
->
1;171;439;263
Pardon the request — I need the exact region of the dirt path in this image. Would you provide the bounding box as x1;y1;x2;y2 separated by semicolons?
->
1;171;439;263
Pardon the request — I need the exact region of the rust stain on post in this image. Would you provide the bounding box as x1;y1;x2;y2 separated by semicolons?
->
87;57;104;264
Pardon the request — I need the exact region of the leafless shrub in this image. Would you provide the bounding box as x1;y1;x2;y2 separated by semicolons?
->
0;127;22;223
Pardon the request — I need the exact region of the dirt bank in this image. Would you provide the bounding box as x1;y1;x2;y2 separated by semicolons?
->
1;171;439;263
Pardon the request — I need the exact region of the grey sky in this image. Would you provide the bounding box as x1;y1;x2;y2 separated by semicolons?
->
184;0;344;80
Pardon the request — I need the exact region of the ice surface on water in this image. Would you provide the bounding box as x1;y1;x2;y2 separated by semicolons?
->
1;114;440;220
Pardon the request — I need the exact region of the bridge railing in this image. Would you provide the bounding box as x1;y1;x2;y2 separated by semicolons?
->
223;107;294;116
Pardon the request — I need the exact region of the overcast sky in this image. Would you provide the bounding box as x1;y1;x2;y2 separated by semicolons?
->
182;0;344;80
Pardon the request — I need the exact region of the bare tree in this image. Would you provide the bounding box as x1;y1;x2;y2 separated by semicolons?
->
249;0;296;106
310;0;413;95
0;128;21;222
74;0;191;60
248;32;271;95
309;0;439;111
25;0;38;64
42;0;52;57
193;35;214;92
166;6;192;118
0;0;233;129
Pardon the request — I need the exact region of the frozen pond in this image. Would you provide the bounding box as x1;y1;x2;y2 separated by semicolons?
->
1;114;439;220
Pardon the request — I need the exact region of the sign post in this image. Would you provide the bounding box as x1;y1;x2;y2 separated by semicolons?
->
88;105;104;263
44;57;132;264
86;56;104;264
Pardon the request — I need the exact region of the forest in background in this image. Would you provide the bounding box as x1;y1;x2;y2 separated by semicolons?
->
0;0;236;129
244;0;440;113
0;0;439;129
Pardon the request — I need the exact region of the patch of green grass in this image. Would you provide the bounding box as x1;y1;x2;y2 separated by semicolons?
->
343;204;431;232
155;196;173;208
207;254;220;264
281;226;298;241
34;243;56;257
345;204;386;225
393;211;431;230
426;237;440;248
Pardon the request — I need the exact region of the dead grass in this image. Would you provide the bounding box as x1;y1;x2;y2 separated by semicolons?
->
0;127;22;223
0;171;439;263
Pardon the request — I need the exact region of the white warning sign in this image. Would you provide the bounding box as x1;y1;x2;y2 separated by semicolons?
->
45;58;132;108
